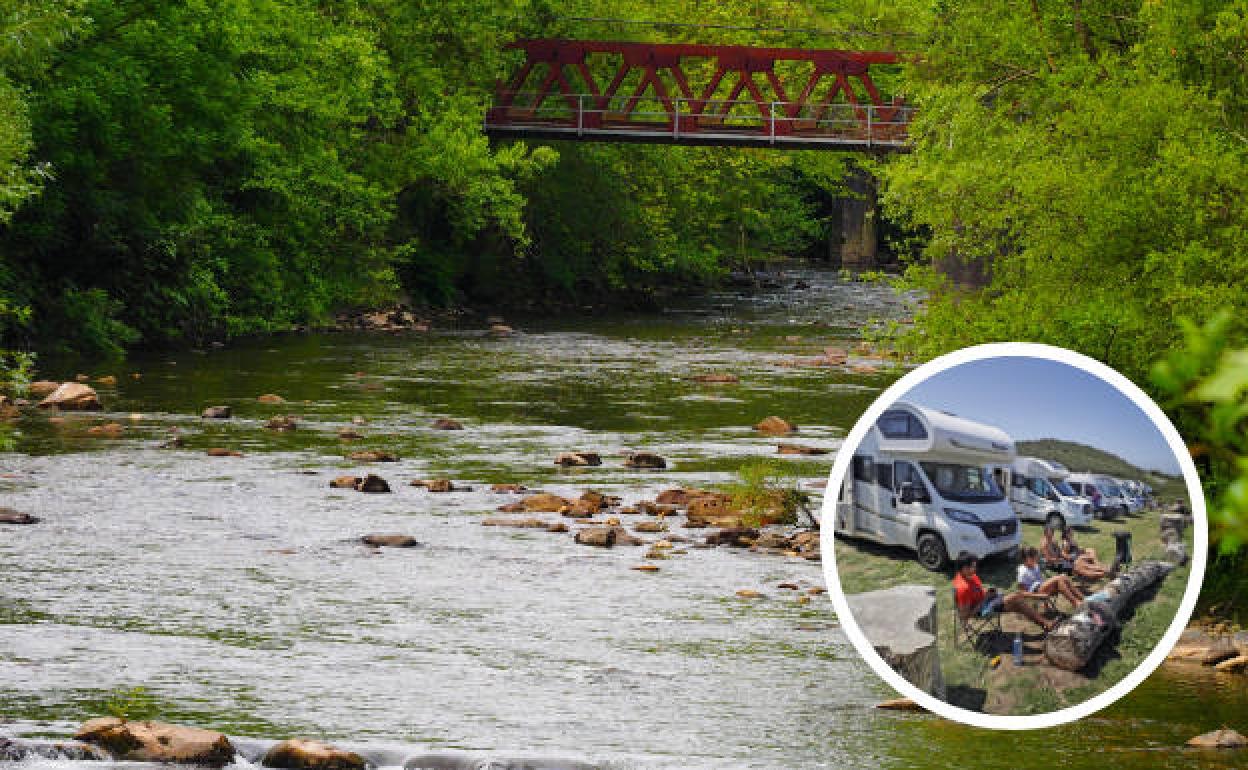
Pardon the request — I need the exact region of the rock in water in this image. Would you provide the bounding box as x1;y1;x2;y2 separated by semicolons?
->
86;423;124;437
574;527;616;547
257;393;285;404
74;718;235;766
1187;728;1248;749
520;493;572;512
330;476;361;489
690;373;739;384
846;585;945;698
623;452;667;469
776;443;829;456
28;380;59;397
37;383;101;411
754;416;797;435
201;406;232;419
262;740;368;770
554;451;602;467
356;474;391;493
876;698;925;712
360;534;419;548
206;448;243;457
430;418;463;430
411;479;455;492
265;416;298;431
0;507;39;525
633;520;667;533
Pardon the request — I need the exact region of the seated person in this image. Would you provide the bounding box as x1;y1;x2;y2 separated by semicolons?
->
1017;546;1085;606
1061;527;1109;580
1040;526;1073;572
953;553;1055;632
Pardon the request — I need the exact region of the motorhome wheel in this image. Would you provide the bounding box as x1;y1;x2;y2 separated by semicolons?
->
916;532;949;571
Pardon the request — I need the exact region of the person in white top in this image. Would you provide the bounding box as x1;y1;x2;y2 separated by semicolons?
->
1016;547;1085;607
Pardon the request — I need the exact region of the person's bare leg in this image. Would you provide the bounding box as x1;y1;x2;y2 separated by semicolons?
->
1004;593;1053;631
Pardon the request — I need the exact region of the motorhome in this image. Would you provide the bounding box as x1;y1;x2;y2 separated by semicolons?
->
1066;473;1130;519
1115;478;1145;513
834;401;1021;571
1008;456;1094;530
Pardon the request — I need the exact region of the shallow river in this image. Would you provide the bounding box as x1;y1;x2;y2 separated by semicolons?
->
1;270;1243;769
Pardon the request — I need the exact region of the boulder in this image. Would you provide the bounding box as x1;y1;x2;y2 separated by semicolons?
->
0;737;108;761
348;450;398;463
876;698;925;712
330;476;361;489
490;483;526;494
823;347;849;365
489;324;514;336
632;564;661;572
265;416;298;431
338;428;364;440
356;474;391;494
685;494;746;528
74;718;235;766
846;585;945;698
37;382;101;411
1186;729;1248;749
754;416;797;435
430;418;463;430
482;517;549;529
262;739;368;770
28;380;59;397
206;448;244;457
201;406;232;419
411;479;455;492
86;423;124;437
705;527;759;547
0;507;39;525
753;531;793;550
574;527;616;547
633;520;667;533
777;443;829;456
554;451;601;467
736;589;763;599
520;493;573;513
257;394;285;404
851;364;880;374
159;436;186;449
360;534;419;548
623;452;667;470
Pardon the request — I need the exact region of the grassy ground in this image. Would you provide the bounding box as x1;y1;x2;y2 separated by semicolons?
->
833;504;1193;715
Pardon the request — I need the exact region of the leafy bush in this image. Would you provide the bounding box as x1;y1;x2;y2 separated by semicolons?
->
727;459;812;528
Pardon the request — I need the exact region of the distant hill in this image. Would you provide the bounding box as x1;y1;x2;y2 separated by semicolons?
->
1016;439;1185;498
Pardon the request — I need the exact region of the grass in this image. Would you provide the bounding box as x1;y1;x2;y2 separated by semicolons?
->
833;504;1193;715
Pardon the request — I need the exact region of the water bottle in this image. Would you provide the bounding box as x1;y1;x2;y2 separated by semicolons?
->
1013;632;1024;666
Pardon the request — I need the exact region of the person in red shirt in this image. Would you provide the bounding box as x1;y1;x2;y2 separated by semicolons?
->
953;553;1054;631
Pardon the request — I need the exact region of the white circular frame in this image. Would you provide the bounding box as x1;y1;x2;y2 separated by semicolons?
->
819;342;1208;730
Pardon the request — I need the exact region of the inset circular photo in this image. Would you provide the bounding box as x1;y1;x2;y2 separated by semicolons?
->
820;343;1206;729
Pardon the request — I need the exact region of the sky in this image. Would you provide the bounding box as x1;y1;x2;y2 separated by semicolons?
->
901;356;1182;476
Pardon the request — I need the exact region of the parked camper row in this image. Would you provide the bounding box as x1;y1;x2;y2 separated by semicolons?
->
834;402;1156;571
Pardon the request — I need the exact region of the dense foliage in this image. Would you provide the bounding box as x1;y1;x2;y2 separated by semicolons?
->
0;0;857;355
869;0;1248;604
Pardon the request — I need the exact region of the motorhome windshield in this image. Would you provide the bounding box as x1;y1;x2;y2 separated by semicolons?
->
1049;478;1077;496
918;462;1004;503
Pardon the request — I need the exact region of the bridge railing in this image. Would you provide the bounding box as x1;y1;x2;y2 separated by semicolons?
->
486;91;914;148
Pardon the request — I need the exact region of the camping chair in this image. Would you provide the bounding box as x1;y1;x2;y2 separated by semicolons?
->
952;586;1002;648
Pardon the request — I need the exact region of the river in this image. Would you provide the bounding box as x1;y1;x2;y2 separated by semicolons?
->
1;268;1243;769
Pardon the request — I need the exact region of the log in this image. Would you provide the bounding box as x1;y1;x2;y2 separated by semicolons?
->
1044;560;1174;671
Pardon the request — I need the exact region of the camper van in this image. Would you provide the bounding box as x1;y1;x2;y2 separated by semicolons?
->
834;401;1020;571
1066;473;1130;519
1115;478;1145;513
1009;456;1094;530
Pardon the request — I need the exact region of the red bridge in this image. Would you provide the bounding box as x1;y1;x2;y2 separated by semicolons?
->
484;39;912;151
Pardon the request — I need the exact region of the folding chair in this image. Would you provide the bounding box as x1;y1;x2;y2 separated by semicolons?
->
952;586;1002;648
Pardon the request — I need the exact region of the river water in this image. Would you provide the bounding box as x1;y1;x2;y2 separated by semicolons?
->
1;269;1244;769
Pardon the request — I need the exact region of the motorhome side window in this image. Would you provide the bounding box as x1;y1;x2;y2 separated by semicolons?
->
1029;477;1048;497
877;410;928;439
852;455;873;482
875;462;893;490
894;462;929;501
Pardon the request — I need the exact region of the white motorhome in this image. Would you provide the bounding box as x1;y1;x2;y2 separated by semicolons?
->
1114;478;1145;513
1066;473;1130;519
1009;456;1094;530
834;401;1021;571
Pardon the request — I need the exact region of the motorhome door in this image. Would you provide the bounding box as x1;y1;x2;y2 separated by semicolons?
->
890;460;930;541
